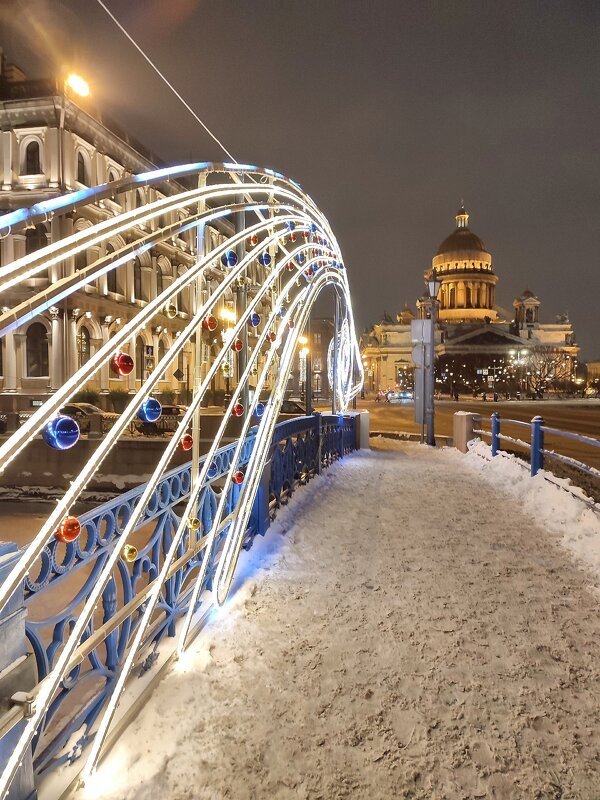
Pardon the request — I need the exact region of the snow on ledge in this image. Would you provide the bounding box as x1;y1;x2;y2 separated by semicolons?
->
464;439;600;582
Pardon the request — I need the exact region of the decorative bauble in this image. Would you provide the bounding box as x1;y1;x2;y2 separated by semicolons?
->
232;470;244;485
188;517;201;531
55;516;81;543
296;252;306;265
278;306;286;317
179;433;193;451
231;338;243;352
202;315;218;331
254;402;266;417
207;461;218;479
221;250;238;268
303;230;310;240
164;302;178;319
43;416;80;450
110;352;134;376
232;403;244;417
288;319;295;329
305;267;314;278
249;312;261;327
286;262;295;271
286;221;296;232
258;251;271;266
137;397;162;423
289;232;297;243
267;332;277;343
279;236;287;247
121;544;138;562
247;234;258;247
310;222;317;233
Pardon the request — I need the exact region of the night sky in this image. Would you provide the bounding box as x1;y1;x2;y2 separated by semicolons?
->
2;0;599;357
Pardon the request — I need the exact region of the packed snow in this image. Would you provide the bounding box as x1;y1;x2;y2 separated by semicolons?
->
74;438;600;800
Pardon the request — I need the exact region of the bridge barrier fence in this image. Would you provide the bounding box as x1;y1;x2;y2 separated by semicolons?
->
454;411;600;486
0;411;363;799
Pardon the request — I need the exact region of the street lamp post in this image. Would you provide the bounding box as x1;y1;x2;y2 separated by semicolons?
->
425;270;441;446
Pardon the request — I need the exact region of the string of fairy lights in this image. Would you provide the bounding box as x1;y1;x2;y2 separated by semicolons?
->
0;163;363;797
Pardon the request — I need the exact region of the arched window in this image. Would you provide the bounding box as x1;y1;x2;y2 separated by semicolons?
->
156;269;164;297
135;189;145;209
449;286;456;308
106;244;118;293
136;337;145;381
26;322;49;377
25;141;41;174
77;326;91;367
77;152;87;185
133;258;143;301
107;168;118;184
25;225;47;255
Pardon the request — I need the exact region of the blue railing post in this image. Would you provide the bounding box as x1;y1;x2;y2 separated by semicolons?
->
314;412;322;474
491;412;500;457
250;458;271;537
531;416;545;476
0;542;37;800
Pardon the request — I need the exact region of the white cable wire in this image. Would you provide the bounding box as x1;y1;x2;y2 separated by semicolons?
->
95;0;238;163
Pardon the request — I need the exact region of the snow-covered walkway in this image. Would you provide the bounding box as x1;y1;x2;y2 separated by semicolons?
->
83;439;600;800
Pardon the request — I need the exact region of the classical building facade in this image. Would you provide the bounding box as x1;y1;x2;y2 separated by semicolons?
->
0;52;266;411
362;206;579;397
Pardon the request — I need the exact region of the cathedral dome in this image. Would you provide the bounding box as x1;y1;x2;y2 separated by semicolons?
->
435;206;487;256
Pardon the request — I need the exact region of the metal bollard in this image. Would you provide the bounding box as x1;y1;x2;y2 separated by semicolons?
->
491;412;500;457
530;416;544;476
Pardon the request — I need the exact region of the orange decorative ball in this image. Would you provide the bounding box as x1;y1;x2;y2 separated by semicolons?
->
55;516;81;543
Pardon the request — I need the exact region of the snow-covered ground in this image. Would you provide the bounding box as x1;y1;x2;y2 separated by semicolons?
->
76;439;600;800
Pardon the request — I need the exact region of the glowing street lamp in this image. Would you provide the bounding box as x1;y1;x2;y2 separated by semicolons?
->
65;73;90;97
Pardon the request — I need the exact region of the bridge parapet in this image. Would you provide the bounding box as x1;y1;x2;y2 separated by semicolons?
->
0;413;361;797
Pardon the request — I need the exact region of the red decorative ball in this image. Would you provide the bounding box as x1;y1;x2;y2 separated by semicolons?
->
232;470;244;485
231;338;243;352
267;332;277;343
289;232;297;242
179;433;193;451
202;315;218;332
286;263;295;271
247;234;258;247
110;352;134;376
305;267;314;277
232;403;244;417
55;516;81;543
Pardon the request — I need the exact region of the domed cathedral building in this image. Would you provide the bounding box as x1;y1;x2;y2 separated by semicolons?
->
361;206;579;397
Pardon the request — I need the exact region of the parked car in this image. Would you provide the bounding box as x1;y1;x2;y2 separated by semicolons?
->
386;390;413;403
59;403;120;433
279;400;311;416
136;404;190;436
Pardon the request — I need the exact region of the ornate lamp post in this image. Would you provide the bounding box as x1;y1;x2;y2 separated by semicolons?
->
426;270;442;446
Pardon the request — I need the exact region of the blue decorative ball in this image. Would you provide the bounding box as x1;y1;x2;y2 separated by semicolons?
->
258;251;271;266
254;402;266;418
221;250;238;268
295;252;306;265
250;312;261;327
278;306;286;317
286;221;295;232
43;415;80;450
310;222;317;233
137;397;162;423
207;461;218;479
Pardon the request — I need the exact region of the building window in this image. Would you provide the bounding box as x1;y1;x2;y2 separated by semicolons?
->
106;244;118;293
313;332;321;344
75;250;87;271
25;141;41;174
25;225;47;255
177;349;184;380
135;189;145;209
158;339;166;366
77;152;88;185
136;337;145;381
26;322;49;377
133;258;143;301
107;168;118;183
77;326;91;368
156;269;164;297
466;287;472;308
449;286;456;308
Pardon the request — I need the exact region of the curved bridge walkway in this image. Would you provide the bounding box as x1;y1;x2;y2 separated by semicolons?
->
84;439;600;800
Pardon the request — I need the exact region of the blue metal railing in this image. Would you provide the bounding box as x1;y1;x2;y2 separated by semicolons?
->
473;413;600;480
0;412;358;785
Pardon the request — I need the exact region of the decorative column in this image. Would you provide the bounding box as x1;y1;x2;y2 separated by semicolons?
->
100;319;110;393
68;311;78;380
3;331;17;393
49;307;62;391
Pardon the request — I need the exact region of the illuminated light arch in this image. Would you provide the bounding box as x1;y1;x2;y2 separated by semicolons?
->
0;162;363;796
